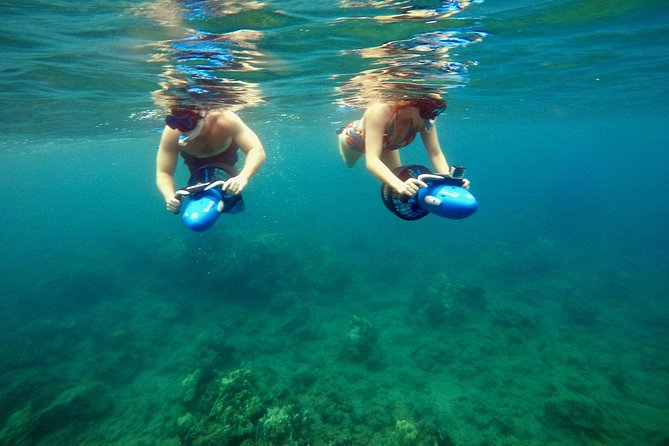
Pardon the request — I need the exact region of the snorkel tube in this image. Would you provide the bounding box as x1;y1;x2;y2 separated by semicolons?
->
381;165;478;221
175;165;242;231
178;116;205;147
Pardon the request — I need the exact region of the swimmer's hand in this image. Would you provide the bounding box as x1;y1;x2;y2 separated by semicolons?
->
166;194;182;213
222;175;248;196
395;177;428;197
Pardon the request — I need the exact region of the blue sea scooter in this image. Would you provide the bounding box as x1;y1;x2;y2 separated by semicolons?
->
174;165;243;231
381;164;478;220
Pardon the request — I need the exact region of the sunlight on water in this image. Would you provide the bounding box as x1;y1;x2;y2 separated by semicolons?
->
131;0;487;112
1;0;667;137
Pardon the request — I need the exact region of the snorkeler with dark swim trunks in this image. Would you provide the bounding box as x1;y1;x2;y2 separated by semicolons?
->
156;105;266;214
338;96;469;196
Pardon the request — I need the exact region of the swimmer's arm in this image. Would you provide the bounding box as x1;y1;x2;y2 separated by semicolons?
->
421;124;469;188
156;127;180;202
224;113;266;195
364;108;407;193
420;124;450;173
231;117;266;182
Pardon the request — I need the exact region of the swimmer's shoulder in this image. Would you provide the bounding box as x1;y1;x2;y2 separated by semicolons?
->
208;108;239;122
364;103;395;126
366;102;394;115
208;109;245;133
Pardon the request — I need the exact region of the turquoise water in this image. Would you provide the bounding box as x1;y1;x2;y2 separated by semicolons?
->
1;1;669;445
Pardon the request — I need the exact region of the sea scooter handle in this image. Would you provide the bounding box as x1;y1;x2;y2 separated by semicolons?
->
416;164;468;185
381;164;477;220
417;173;452;183
173;164;244;231
173;181;227;231
172;182;213;214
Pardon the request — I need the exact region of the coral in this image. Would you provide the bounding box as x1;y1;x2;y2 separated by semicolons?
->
341;316;381;366
328;436;353;446
411;273;487;326
393;419;418;446
255;405;311;446
182;369;203;403
256;406;296;445
175;368;315;446
208;369;266;439
176;412;201;444
176;368;268;445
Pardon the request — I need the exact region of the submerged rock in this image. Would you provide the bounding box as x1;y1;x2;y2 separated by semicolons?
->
0;403;33;446
208;369;266;440
176;368;267;445
256;405;310;446
410;273;487;326
33;382;112;440
393;419;418;446
175;367;313;446
176;412;201;444
182;369;203;403
256;406;296;446
341;316;383;368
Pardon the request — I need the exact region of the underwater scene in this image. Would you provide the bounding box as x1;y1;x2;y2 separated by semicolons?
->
1;1;668;445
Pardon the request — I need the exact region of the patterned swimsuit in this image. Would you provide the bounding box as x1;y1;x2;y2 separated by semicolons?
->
341;112;420;153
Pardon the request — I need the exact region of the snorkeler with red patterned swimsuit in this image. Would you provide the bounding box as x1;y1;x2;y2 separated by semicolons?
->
338;96;469;196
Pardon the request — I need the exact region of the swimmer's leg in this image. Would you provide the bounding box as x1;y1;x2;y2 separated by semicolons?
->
339;132;363;168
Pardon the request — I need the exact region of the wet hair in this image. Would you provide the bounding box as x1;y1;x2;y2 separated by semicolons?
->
413;97;447;120
165;105;204;132
169;105;201;117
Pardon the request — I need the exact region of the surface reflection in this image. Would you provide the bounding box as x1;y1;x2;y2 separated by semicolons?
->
131;0;268;111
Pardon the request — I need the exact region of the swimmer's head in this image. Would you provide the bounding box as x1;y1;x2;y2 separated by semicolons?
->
166;106;206;146
414;96;447;120
165;106;203;132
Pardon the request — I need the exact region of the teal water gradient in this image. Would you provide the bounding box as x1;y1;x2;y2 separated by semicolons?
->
1;1;668;445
